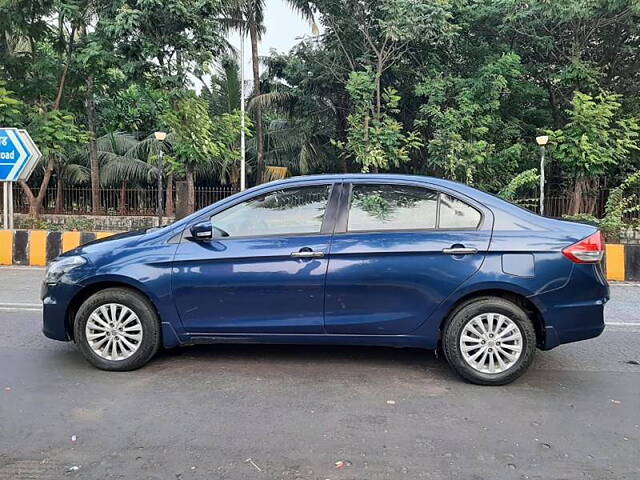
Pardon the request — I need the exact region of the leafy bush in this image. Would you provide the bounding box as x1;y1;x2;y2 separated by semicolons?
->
498;168;540;202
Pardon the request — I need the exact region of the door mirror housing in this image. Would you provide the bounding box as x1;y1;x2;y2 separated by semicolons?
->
190;221;229;240
190;221;213;240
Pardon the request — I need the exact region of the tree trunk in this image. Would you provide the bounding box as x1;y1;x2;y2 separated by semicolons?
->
570;177;590;216
249;20;265;182
18;157;56;217
186;167;195;213
19;181;38;217
375;62;382;119
336;94;350;173
546;82;563;129
53;24;76;110
165;174;174;217
118;180;127;215
85;75;102;214
55;174;64;214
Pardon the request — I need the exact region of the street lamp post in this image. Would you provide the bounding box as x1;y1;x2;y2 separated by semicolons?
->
536;135;549;216
239;33;246;192
154;131;167;226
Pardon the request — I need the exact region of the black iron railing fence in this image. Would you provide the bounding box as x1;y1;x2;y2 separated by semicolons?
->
6;185;239;216
2;184;639;221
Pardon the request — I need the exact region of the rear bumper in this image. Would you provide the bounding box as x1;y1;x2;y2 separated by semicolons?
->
532;263;608;350
539;302;605;350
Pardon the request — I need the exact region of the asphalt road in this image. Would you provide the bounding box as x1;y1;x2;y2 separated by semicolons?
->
0;267;639;480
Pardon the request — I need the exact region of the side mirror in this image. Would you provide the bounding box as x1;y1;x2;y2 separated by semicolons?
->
190;221;213;240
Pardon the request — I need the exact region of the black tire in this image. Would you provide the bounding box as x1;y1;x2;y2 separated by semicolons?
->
442;296;536;386
74;288;161;371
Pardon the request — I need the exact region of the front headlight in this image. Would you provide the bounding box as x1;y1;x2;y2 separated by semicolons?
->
44;256;87;284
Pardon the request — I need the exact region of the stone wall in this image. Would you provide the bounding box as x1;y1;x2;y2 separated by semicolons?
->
621;227;640;244
14;213;174;232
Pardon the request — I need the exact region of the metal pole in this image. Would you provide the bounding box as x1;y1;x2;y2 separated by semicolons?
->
2;182;8;229
539;145;546;216
8;182;13;229
240;32;246;192
157;149;164;226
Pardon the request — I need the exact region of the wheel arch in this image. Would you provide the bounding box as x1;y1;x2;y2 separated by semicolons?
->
65;279;160;341
439;288;546;348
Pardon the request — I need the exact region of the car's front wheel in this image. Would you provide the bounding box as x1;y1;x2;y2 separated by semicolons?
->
74;288;161;371
442;296;536;385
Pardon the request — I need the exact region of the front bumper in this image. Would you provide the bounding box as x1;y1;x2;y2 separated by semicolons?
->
42;281;82;342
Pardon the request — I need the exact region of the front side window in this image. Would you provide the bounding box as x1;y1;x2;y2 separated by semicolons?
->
348;184;438;231
210;185;332;237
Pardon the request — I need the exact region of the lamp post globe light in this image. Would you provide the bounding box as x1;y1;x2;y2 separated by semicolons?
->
154;131;167;225
536;135;549;216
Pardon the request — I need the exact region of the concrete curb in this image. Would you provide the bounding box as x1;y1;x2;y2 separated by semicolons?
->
0;229;118;266
604;244;640;282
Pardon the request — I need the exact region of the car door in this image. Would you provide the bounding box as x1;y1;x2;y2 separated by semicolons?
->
172;181;340;334
324;181;493;335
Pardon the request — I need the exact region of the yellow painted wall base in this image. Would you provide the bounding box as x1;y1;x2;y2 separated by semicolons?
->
605;244;625;281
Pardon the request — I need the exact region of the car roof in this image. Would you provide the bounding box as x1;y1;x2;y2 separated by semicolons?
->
275;173;497;205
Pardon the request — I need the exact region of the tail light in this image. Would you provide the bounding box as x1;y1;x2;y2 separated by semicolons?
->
562;231;604;264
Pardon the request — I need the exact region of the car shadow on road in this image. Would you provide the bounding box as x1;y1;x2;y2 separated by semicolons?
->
153;343;451;375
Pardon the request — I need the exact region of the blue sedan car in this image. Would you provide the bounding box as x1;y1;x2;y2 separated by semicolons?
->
42;174;608;385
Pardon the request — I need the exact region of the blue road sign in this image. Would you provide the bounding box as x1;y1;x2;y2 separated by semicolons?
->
0;128;40;182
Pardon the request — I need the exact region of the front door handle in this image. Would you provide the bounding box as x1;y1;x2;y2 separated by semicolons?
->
442;247;478;255
291;250;325;258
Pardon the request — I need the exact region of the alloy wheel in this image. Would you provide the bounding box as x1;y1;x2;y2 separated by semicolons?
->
85;303;143;361
459;312;523;374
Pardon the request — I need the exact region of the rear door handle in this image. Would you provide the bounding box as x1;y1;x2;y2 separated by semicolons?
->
442;247;478;255
291;250;325;258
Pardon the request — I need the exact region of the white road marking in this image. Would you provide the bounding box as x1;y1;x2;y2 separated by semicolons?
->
0;303;41;308
0;307;42;312
0;302;42;312
0;266;45;271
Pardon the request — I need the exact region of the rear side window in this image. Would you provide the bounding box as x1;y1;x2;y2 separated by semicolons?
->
346;184;481;232
348;184;438;231
439;193;481;229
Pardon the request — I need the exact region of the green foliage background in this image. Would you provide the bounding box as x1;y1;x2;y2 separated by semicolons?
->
1;0;640;219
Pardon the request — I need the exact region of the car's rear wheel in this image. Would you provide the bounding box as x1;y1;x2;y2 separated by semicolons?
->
74;288;160;371
442;297;536;385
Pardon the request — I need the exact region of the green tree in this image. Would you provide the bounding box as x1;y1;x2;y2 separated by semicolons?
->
336;69;422;173
549;91;640;214
19;110;89;216
0;82;25;125
162;93;246;212
222;0;314;182
416;53;531;188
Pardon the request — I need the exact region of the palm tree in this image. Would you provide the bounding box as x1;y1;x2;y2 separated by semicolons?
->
249;82;340;177
222;0;315;183
98;133;176;215
205;56;242;116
